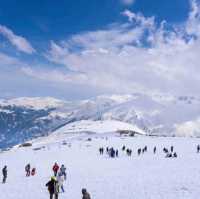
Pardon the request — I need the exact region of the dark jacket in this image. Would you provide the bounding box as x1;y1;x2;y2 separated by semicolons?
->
82;192;91;199
46;180;56;194
2;167;7;177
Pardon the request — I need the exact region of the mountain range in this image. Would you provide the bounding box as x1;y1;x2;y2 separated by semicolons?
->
1;93;200;149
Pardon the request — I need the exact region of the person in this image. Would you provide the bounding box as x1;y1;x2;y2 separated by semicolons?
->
144;146;147;152
138;148;141;156
110;148;115;158
31;168;36;176
163;148;168;153
53;163;59;176
116;150;118;157
197;145;200;153
46;177;59;199
122;146;126;151
60;164;67;180
57;172;65;193
153;146;156;154
25;164;31;177
82;188;91;199
2;166;7;183
173;152;177;158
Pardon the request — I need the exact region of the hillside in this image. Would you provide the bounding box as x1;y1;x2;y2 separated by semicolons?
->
1;93;200;149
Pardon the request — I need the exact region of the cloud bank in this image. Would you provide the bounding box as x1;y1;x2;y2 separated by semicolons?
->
26;0;198;96
1;0;200;98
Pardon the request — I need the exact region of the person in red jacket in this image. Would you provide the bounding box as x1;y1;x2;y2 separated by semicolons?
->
31;168;36;176
52;162;59;176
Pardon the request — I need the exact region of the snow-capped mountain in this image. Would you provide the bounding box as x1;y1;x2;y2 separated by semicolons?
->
1;93;200;149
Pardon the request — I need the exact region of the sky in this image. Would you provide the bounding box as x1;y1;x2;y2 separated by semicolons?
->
0;0;199;100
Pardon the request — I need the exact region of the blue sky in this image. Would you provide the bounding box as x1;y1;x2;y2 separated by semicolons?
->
0;0;200;100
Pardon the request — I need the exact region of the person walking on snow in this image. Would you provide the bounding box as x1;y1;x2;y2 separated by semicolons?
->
46;176;59;199
25;164;31;177
53;162;59;177
153;146;157;154
2;166;7;183
82;188;91;199
60;164;67;180
197;145;200;153
57;172;65;193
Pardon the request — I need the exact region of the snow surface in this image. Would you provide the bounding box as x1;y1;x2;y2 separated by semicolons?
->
29;119;145;147
1;132;200;199
54;120;145;134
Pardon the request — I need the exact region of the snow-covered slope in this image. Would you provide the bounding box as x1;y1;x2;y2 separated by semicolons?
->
1;133;200;199
1;93;200;149
54;120;145;134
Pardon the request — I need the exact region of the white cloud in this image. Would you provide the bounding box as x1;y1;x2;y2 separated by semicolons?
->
0;52;24;66
1;0;193;98
21;67;88;84
175;118;200;137
0;25;36;54
42;1;200;96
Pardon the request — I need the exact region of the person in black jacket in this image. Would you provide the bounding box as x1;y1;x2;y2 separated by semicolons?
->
25;164;31;177
46;177;59;199
82;188;91;199
2;166;7;183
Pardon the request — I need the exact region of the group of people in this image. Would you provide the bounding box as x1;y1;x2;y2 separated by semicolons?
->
163;146;178;158
99;147;119;158
25;163;36;177
98;144;179;159
137;146;148;156
46;163;67;199
122;146;132;156
1;162;91;199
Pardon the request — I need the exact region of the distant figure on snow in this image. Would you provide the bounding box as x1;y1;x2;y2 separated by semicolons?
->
82;188;91;199
31;168;36;176
165;153;172;158
153;146;157;154
163;148;168;154
122;146;126;151
116;150;119;157
173;152;177;158
137;148;141;156
25;164;31;177
53;162;59;177
57;172;65;193
2;165;7;183
197;145;200;153
60;164;67;180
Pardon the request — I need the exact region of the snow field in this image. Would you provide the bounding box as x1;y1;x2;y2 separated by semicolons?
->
1;136;200;199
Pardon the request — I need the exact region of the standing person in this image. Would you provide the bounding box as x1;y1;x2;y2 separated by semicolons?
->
82;188;91;199
153;146;157;154
53;163;59;177
25;164;31;177
57;172;65;193
46;177;56;199
116;150;119;157
2;166;7;183
60;164;67;180
197;145;200;153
